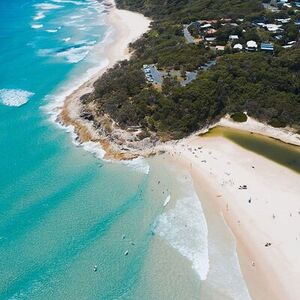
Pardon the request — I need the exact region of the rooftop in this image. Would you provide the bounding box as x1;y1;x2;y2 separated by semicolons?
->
229;35;239;40
260;43;274;51
247;40;258;48
233;43;243;50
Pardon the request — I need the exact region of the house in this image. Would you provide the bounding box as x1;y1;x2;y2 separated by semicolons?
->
221;18;232;22
295;20;300;26
206;29;217;36
275;18;291;24
265;24;283;32
201;23;212;29
199;20;218;24
256;23;283;32
229;35;239;41
205;37;216;42
274;34;283;40
215;45;225;51
272;0;288;7
233;43;243;50
283;41;297;48
260;43;274;52
246;40;258;51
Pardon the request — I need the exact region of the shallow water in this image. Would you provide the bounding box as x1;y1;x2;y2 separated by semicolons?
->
0;0;250;298
204;126;300;174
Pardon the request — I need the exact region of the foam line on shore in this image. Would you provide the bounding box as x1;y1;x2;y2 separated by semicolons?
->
155;188;209;281
42;0;151;172
163;133;300;299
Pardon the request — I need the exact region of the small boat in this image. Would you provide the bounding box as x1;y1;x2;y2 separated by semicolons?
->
94;265;98;272
124;250;129;256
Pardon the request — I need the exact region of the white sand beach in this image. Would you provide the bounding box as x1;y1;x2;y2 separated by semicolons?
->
59;0;151;149
56;1;300;298
164;132;300;300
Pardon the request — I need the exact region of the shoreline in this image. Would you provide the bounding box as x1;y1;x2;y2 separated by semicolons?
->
164;135;300;299
54;2;300;160
57;0;152;160
52;1;300;298
216;115;300;147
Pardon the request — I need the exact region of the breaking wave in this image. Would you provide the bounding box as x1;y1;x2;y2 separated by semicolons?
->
155;190;210;280
34;3;63;10
51;0;85;5
38;41;97;63
0;89;34;107
31;24;43;29
33;11;45;21
121;157;150;175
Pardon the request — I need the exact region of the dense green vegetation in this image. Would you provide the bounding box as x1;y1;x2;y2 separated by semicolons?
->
231;112;248;122
85;0;300;139
116;0;263;22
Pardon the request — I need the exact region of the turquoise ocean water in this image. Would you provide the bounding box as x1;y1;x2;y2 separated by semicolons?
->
0;1;250;299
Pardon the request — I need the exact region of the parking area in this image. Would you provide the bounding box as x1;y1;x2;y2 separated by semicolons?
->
143;64;163;85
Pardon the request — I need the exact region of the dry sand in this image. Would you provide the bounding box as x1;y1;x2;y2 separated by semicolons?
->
164;133;300;300
55;1;300;298
59;0;151;159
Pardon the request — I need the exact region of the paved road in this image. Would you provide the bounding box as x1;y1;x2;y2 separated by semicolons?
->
183;25;195;44
181;71;197;86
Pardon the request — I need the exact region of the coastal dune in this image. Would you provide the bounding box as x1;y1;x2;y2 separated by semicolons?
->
165;134;300;300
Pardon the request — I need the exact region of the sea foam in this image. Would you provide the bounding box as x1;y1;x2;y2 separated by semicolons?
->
155;190;210;280
33;11;45;21
55;45;91;63
34;3;63;10
121;157;150;175
0;89;34;107
39;41;97;64
31;24;43;29
51;0;85;5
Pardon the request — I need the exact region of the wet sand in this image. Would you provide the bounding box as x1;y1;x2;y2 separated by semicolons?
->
164;133;300;299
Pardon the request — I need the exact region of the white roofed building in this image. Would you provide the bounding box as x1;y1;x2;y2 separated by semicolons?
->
246;40;258;51
229;35;239;41
233;43;243;50
215;45;225;51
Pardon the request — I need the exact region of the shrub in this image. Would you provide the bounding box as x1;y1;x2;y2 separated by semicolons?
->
231;112;248;122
